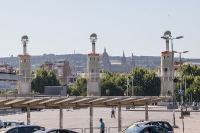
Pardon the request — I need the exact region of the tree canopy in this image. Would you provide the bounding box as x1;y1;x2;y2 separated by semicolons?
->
68;67;161;96
177;64;200;102
31;68;63;94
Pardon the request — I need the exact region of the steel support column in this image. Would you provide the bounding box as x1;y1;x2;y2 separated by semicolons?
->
27;106;30;125
118;103;122;132
145;103;148;121
90;104;93;133
59;106;63;129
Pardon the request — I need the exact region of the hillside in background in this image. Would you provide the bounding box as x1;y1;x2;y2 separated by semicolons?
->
0;54;198;70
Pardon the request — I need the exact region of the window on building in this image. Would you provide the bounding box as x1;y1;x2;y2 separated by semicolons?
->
91;70;94;73
167;56;170;59
20;59;23;62
97;58;99;61
94;58;95;61
164;68;168;72
163;56;165;60
24;59;26;62
90;58;91;61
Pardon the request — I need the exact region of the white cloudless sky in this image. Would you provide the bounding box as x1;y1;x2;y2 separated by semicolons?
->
0;0;199;58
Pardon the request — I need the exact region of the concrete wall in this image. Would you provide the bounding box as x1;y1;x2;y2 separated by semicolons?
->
44;86;67;96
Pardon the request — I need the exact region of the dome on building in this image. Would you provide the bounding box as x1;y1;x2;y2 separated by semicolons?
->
101;48;110;64
100;49;135;73
102;48;109;57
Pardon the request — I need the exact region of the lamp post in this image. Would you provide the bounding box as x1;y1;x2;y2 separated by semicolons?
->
174;51;189;119
132;75;134;96
161;31;183;127
126;73;129;96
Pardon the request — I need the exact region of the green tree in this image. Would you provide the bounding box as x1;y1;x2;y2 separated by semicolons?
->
0;89;8;94
187;76;200;102
176;64;200;102
106;89;110;96
101;80;124;96
31;68;62;94
100;71;124;96
129;67;160;96
69;77;87;96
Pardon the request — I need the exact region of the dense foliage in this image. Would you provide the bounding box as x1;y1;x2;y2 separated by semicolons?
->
175;64;200;103
31;68;63;94
68;67;161;96
27;64;200;103
68;78;87;96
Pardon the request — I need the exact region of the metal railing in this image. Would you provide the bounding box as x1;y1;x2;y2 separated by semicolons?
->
83;126;129;133
108;126;128;133
68;128;83;133
84;127;107;133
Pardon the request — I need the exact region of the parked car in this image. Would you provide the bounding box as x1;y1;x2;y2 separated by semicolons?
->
0;120;4;129
34;129;78;133
0;125;42;133
120;124;170;133
132;120;173;132
3;121;25;128
21;108;42;111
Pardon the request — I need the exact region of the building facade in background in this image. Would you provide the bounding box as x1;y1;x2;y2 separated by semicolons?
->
40;59;74;85
100;48;135;73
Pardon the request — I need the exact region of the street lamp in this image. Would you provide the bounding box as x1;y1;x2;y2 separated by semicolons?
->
126;73;129;96
161;31;184;128
132;75;134;96
174;51;189;118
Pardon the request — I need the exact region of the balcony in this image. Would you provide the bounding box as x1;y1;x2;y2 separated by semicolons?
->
155;72;180;77
22;74;36;79
77;72;105;78
0;72;22;81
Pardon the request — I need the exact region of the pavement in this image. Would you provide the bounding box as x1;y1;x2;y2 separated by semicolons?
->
0;106;199;133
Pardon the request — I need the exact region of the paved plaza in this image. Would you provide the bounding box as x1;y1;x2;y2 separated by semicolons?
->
0;106;199;133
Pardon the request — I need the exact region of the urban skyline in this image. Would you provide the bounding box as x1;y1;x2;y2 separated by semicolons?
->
0;1;199;58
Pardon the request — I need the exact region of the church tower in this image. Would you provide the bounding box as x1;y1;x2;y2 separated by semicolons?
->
129;53;135;66
18;35;32;94
121;51;126;65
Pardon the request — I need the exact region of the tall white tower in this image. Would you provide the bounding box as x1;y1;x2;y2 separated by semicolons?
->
86;33;101;96
159;31;173;95
18;35;32;94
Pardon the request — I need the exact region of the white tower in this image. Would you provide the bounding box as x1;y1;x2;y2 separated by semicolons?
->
159;31;173;95
86;33;101;96
18;35;32;94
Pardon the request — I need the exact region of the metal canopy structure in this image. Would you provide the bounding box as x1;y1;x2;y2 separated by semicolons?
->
0;96;170;109
0;96;171;133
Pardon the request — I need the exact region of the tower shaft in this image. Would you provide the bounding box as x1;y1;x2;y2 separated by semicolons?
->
92;43;95;54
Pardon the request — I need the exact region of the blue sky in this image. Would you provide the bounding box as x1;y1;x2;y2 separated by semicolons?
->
0;0;199;59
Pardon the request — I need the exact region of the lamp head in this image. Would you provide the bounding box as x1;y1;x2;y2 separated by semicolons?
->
183;51;189;53
161;31;171;40
90;33;97;43
21;35;29;45
176;36;184;39
164;30;172;37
